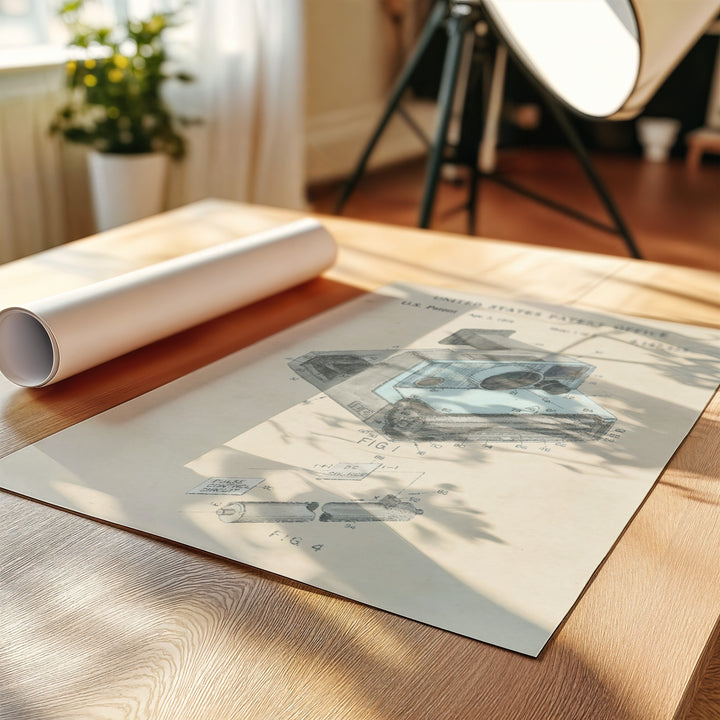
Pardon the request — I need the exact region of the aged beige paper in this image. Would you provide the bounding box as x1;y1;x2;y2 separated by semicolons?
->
1;284;718;656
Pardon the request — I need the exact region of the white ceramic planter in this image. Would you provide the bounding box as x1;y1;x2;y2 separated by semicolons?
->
636;117;681;163
87;151;169;231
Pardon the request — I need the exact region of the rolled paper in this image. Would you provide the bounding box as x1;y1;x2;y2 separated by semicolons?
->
0;218;337;387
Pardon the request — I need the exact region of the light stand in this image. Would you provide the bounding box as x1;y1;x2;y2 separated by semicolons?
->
334;0;643;259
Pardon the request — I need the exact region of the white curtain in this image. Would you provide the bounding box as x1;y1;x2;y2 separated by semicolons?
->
0;66;69;264
166;0;307;211
0;0;306;264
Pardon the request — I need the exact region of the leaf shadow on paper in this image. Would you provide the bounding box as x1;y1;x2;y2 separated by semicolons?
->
1;283;719;667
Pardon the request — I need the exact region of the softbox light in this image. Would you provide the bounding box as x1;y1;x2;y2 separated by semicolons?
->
483;0;720;119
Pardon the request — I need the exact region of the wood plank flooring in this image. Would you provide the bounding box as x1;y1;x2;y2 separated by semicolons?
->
310;148;720;272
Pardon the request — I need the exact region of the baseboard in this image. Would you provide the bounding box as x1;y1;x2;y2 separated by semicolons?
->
305;98;437;185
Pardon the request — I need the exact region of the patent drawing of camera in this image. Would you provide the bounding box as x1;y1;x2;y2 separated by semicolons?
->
289;329;616;443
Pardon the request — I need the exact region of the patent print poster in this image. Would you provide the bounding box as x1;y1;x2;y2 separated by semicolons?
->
1;284;719;656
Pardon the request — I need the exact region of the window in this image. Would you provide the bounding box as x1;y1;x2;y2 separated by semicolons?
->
0;0;53;48
0;1;139;68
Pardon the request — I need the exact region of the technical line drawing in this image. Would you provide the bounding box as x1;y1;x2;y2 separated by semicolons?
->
290;349;395;391
217;501;319;523
214;497;424;524
188;476;264;496
319;495;424;522
290;330;616;443
316;462;380;481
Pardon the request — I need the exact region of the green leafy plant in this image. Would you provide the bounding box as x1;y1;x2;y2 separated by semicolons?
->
50;1;193;158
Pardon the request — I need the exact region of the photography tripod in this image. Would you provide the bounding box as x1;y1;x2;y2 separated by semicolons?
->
334;0;642;259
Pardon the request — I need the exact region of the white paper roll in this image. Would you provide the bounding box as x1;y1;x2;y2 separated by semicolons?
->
0;218;337;387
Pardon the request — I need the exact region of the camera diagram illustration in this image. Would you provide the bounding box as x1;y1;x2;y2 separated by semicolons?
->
289;328;616;443
193;329;617;528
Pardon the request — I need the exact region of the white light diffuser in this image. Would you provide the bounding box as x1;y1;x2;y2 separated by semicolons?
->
484;0;720;119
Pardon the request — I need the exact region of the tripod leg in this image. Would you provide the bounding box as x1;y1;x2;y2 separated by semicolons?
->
334;0;447;214
466;34;500;235
419;9;474;228
540;91;643;259
467;158;480;235
439;22;476;183
478;43;507;174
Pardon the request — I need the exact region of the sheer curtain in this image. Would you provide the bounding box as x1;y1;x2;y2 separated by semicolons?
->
0;66;66;264
167;0;306;211
0;0;306;263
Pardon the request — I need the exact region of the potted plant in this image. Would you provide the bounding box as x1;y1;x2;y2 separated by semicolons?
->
50;0;193;231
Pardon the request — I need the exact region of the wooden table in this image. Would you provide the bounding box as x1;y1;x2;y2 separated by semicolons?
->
1;199;719;720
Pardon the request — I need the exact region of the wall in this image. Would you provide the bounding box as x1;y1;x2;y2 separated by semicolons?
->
304;0;435;184
0;63;94;264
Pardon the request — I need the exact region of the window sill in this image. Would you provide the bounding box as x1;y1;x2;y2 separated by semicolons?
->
0;44;108;74
0;45;72;73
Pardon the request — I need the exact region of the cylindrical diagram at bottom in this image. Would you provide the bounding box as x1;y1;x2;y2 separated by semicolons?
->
320;495;422;522
217;501;319;523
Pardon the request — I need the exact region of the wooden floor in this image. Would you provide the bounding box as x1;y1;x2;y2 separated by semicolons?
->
310;148;720;272
311;148;720;719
